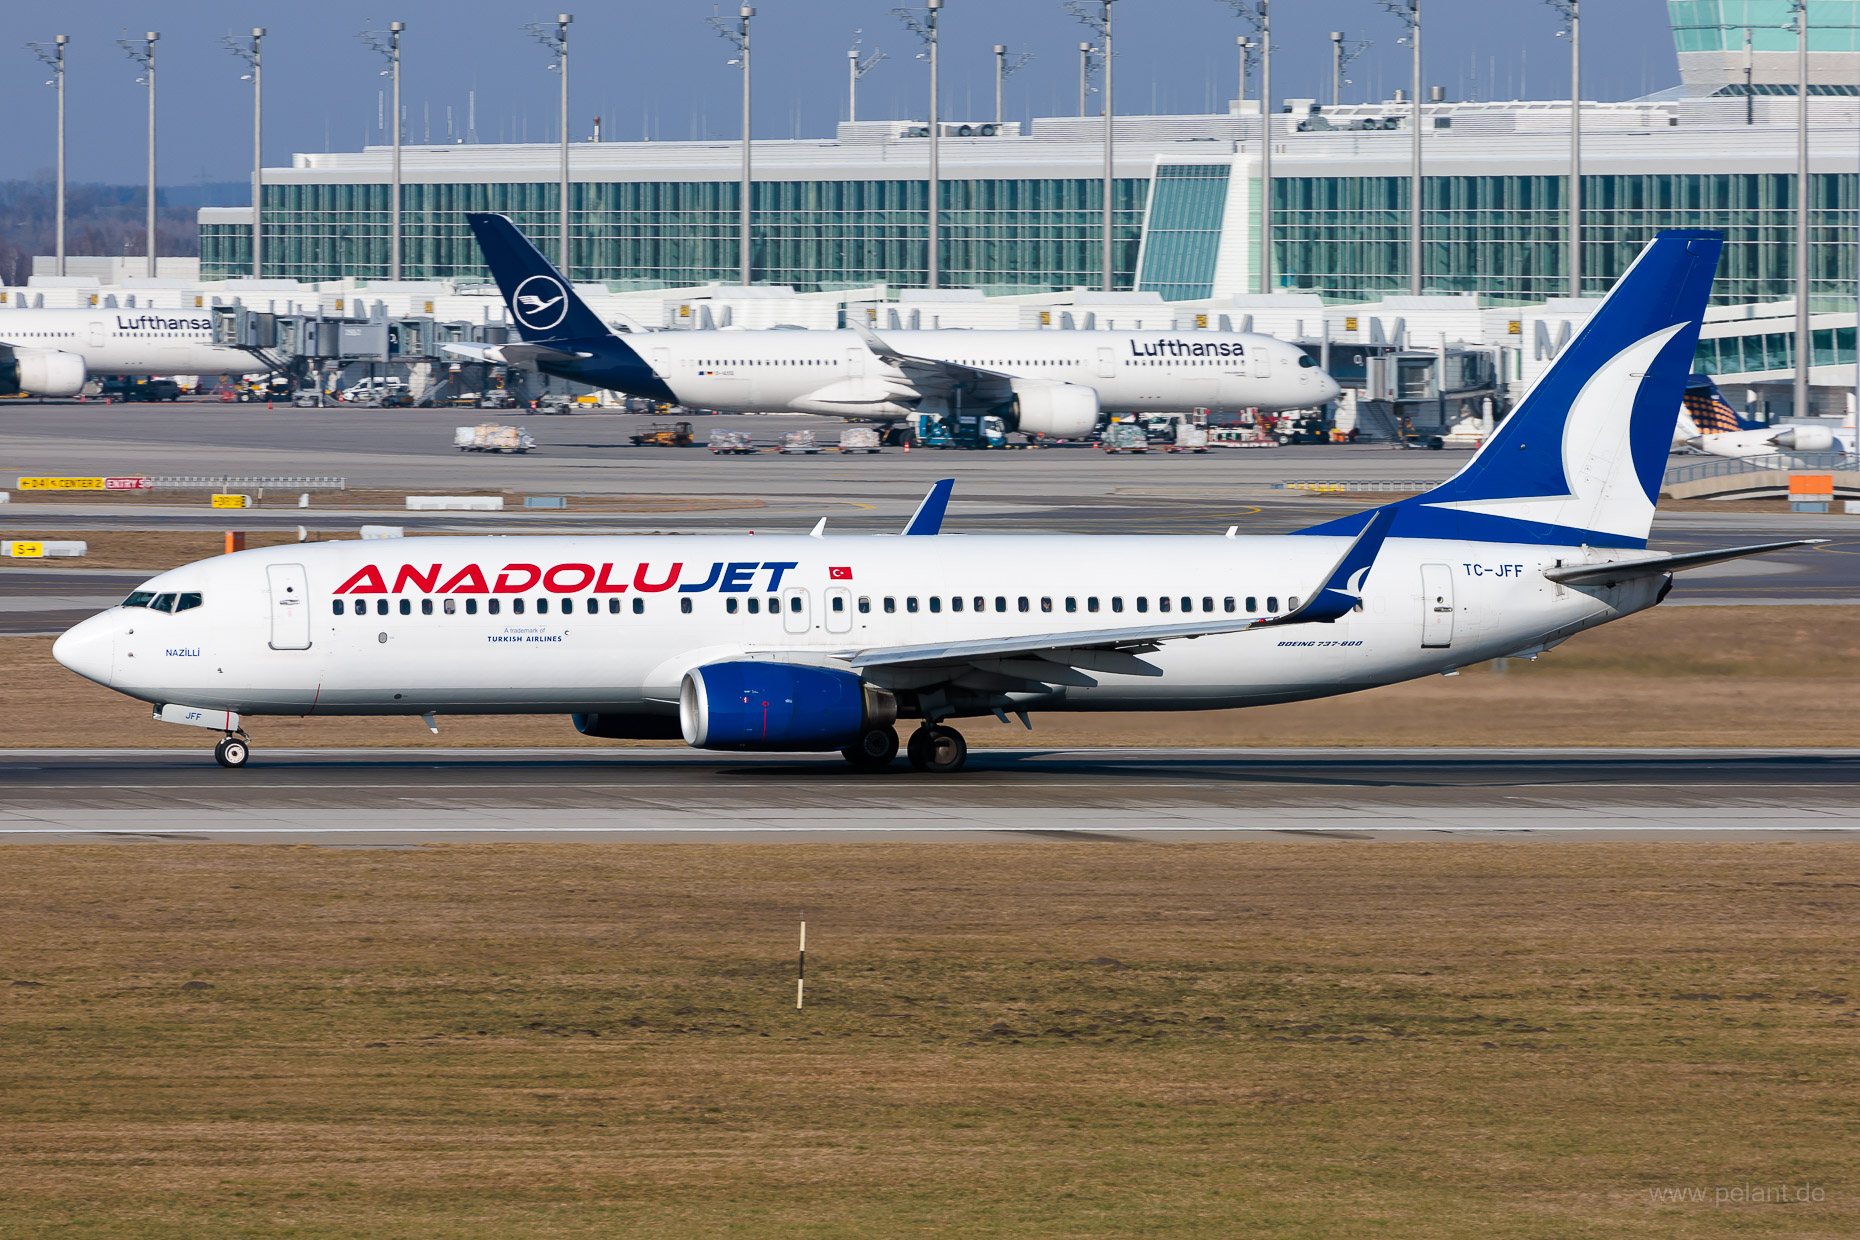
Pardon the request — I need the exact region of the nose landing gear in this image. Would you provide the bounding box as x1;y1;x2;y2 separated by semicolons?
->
906;724;968;773
214;735;250;768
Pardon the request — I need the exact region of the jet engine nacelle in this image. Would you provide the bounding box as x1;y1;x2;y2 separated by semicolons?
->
1010;380;1100;439
0;348;87;397
680;661;897;751
1773;425;1834;452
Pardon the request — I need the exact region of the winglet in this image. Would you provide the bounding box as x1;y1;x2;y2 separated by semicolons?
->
848;316;906;362
902;479;955;536
1262;505;1395;626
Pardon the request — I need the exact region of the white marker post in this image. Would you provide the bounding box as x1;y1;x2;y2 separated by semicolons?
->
796;921;806;1009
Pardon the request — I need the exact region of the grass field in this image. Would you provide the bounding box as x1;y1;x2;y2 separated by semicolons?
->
2;841;1854;1237
4;603;1857;749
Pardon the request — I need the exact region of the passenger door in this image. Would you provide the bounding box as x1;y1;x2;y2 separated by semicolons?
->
1420;563;1454;648
781;586;812;635
1251;348;1273;379
1096;346;1117;380
266;563;312;650
823;587;853;634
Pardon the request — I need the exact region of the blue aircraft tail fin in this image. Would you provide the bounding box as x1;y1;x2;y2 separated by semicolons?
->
1302;230;1723;549
466;213;610;343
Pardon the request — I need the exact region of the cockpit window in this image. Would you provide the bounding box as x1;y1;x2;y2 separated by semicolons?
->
149;593;177;613
122;591;155;608
175;593;204;612
1297;353;1318;368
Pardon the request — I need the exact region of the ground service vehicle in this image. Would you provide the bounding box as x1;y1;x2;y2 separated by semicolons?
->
454;423;536;453
630;421;694;447
708;429;757;454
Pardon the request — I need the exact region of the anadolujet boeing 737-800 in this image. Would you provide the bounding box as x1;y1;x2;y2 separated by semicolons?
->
0;307;270;396
442;213;1340;432
55;229;1815;771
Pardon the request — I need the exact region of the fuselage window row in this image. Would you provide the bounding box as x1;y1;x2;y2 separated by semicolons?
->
328;591;1282;620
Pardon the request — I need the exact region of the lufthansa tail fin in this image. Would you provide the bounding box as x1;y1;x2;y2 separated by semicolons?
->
1302;230;1723;550
466;213;610;343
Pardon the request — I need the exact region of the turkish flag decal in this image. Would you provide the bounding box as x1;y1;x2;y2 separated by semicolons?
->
828;566;853;580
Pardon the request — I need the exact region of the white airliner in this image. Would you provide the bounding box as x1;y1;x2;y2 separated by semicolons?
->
0;307;268;397
442;213;1340;435
54;229;1811;771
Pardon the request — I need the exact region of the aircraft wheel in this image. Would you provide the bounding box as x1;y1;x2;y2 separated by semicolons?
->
907;725;967;774
214;736;250;769
841;725;899;770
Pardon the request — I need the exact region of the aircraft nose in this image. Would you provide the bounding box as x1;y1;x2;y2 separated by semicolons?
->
1318;371;1343;403
53;612;116;687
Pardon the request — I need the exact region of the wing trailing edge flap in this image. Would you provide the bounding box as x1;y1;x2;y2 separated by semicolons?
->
1543;538;1825;587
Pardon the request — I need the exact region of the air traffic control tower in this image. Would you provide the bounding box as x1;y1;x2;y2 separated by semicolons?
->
1668;0;1860;96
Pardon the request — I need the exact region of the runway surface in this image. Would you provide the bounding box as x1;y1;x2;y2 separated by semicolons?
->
2;747;1856;841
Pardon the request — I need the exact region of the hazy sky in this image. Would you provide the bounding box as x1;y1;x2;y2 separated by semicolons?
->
7;0;1681;187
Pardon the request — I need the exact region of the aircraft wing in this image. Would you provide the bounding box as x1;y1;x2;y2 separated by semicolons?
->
791;509;1393;692
1543;538;1826;587
442;341;588;367
847;319;1016;402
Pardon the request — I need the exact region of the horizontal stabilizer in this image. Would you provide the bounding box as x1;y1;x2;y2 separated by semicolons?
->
1543;538;1825;587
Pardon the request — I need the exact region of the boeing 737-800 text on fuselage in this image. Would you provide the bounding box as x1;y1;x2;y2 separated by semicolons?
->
0;308;268;396
442;213;1339;433
55;229;1811;771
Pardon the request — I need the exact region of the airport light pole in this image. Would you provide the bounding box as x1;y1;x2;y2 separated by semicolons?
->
1070;1;1117;292
118;32;159;278
526;14;574;272
222;29;265;278
1547;1;1580;298
847;34;885;123
1236;36;1255;110
994;44;1032;126
894;1;943;289
1078;42;1097;117
359;22;406;279
1224;3;1272;294
28;35;68;277
1330;30;1369;107
1382;1;1423;294
708;6;756;285
1791;0;1810;419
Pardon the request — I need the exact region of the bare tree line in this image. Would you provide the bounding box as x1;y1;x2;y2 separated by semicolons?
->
0;180;221;286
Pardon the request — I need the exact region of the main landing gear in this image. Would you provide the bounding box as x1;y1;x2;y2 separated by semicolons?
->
838;723;968;773
906;724;968;774
841;724;900;771
214;735;250;768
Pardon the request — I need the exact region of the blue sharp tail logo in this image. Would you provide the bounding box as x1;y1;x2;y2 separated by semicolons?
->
466;213;609;342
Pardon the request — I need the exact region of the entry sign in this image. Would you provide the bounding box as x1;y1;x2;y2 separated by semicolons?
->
211;494;250;509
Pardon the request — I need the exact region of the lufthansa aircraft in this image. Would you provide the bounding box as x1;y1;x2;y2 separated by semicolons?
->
0;306;271;396
54;229;1811;771
443;213;1340;435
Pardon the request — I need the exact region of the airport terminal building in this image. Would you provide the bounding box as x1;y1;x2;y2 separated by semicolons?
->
200;2;1860;310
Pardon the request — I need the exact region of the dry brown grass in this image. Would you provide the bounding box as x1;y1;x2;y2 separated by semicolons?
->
4;604;1857;750
1;840;1854;1238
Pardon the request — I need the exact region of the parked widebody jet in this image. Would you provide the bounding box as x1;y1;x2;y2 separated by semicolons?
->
0;306;272;396
55;229;1812;772
442;213;1340;437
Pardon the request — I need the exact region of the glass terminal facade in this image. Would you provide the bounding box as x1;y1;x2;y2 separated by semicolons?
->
202;179;1148;293
200;168;1858;309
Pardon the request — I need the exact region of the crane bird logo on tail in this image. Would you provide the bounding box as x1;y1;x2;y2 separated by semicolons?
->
511;274;569;331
